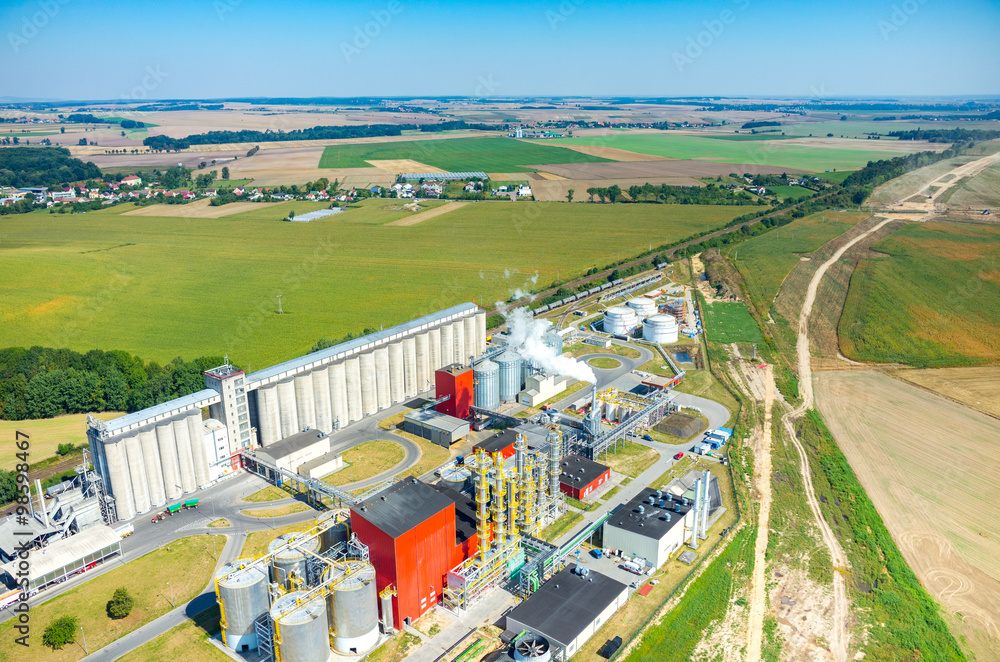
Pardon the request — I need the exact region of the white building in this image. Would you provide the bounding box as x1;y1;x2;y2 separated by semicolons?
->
519;373;570;407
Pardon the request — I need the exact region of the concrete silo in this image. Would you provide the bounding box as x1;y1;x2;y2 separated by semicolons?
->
475;311;487;355
294;373;317;431
155;420;182;501
453;320;466;365
312;366;333;433
216;559;269;652
329;362;347;431
277;379;299;439
269;532;321;589
402;337;417;398
374;347;391;410
105;439;135;520
344;357;363;423
359;352;378;417
440;323;454;366
497;350;524;402
473;359;500;410
186;412;210;488
257;383;281;445
325;561;379;654
414;332;430;392
269;591;331;662
138;428;166;507
428;328;442;374
463;316;477;364
171;418;197;494
388;342;404;404
122;433;150;515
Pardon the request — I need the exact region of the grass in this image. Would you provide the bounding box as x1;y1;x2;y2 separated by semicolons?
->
587;357;622;369
321;439;405;486
118;604;229;662
701;301;763;344
672;369;739;428
600;484;622;501
318;136;612;172
0;412;125;471
213;178;254;188
726;210;866;315
0;202;756;369
336;198;446;225
393;433;449;480
766;185;817;201
0;535;225;662
564;342;641;359
546;132;909;172
540;379;589;408
840;222;1000;366
242;484;292;502
539;510;584;542
207;518;230;527
240;519;316;558
240;502;311;518
367;631;423;662
564;495;600;511
596;439;659;478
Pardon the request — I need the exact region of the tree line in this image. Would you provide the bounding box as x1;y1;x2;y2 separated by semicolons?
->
582;182;760;205
0;146;101;188
886;128;1000;143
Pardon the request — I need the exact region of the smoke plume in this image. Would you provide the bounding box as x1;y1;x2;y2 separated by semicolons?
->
503;307;596;383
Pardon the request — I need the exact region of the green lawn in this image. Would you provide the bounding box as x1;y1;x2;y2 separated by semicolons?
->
318;136;613;172
766;185;816;201
0;202;757;368
701;301;763;344
322;439;405;487
545;133;907;172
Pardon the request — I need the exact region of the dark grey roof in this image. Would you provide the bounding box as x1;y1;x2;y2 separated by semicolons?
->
559;454;609;489
258;429;329;462
352;478;453;539
474;430;518;455
606;487;692;540
506;565;627;646
431;484;478;545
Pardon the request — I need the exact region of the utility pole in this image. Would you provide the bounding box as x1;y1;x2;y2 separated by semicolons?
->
80;627;87;655
276;294;283;314
167;582;174;608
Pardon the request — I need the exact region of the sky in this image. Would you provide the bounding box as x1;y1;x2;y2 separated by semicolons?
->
2;0;999;100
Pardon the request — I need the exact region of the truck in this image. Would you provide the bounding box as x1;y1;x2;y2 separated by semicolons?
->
622;561;643;575
114;523;134;538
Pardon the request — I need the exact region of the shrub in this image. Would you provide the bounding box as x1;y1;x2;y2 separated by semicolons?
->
42;615;78;649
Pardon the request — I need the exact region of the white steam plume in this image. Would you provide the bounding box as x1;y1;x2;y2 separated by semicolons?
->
504;307;596;383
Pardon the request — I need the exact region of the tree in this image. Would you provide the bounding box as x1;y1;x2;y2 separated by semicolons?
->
121;131;126;138
566;189;574;203
60;127;65;134
586;187;596;202
288;210;295;220
56;443;75;456
107;587;135;619
221;166;230;180
43;615;78;649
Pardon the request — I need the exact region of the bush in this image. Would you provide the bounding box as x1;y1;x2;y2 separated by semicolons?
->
42;615;78;649
56;443;75;456
107;586;134;619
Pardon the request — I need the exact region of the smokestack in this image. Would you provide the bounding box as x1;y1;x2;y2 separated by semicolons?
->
35;478;50;527
701;470;711;539
690;479;701;546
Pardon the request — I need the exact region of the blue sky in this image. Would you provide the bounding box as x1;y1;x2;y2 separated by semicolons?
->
3;0;999;100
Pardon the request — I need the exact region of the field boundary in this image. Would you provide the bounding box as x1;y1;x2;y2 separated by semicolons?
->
387;201;468;226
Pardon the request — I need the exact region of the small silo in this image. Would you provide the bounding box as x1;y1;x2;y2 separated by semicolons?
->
216;558;269;652
270;591;331;662
269;533;321;589
627;297;658;320
496;350;524;402
440;465;472;492
316;511;350;553
324;561;379;654
473;359;500;410
603;306;638;336
643;314;679;344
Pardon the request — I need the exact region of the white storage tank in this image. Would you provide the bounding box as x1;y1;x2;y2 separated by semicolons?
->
270;591;331;662
643;314;679;343
627;297;658;320
603;306;638;335
324;560;379;654
216;559;269;652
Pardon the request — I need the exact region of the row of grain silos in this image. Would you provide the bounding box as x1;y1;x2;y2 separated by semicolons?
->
99;410;211;521
255;312;486;446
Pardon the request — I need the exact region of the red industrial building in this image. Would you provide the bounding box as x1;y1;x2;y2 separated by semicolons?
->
559;455;611;500
350;478;478;627
473;430;518;460
435;365;473;419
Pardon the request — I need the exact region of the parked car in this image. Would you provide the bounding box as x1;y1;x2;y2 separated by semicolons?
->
673;452;684;460
642;434;653;441
591;548;604;559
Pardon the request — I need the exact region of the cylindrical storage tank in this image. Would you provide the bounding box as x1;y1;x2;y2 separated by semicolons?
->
603;306;638;335
344;357;363;423
171;418;197;493
295;373;317;431
440;465;472;492
643;314;679;343
276;379;299;439
496;350;523;402
216;558;269;652
473;359;500;410
105;439;135;520
452;321;466;365
359;352;378;417
388;342;404;404
329;363;347;430
428;328;442;372
374;347;391;410
139;429;166;507
155;421;181;501
270;591;330;662
414;332;430;392
325;561;379;654
475;311;487;355
605;401;618;422
317;511;350;552
402;337;417;398
312;367;333;433
269;533;321;589
463;317;477;363
440;323;454;366
627;297;658;320
123;433;150;515
257;383;281;445
187;412;210;488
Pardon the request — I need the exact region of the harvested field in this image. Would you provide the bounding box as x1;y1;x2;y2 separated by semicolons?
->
528;160;807;180
365;159;444;173
530;177;701;202
555;143;670;161
947;163;1000;209
123;199;281;218
894;366;1000;419
814;370;1000;661
387;201;468;226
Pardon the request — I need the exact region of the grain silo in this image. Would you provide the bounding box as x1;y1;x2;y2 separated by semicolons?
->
344;357;363;423
388;342;405;404
475;311;487;355
171;418;197;493
403;337;417;398
312;366;333;433
453;320;467;365
216;559;269;652
643;314;679;343
123;433;149;515
269;532;321;589
276;379;299;438
374;347;391;410
603;306;638;335
257;383;281;445
428;328;442;376
104;439;134;520
186;412;210;488
155;420;182;501
440;324;455;366
138;429;165;507
473;359;500;410
463;316;477;364
359;352;378;417
414;332;430;392
269;591;331;662
324;560;379;654
294;372;317;431
496;350;524;402
329;362;348;431
627;297;658;320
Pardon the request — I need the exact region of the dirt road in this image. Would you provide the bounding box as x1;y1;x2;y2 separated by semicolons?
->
745;365;775;662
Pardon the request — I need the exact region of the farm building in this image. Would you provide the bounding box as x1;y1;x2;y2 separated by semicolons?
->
404;408;470;447
558;455;611;500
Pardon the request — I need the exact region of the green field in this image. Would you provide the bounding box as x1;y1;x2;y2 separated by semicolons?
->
810;170;855;183
545;133;906;172
0;201;759;368
840;222;1000;367
766;185;816;201
701;301;763;344
727;210;867;314
318;136;612;172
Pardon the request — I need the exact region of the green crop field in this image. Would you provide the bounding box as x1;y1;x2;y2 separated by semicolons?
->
318;136;612;172
840;222;1000;367
766;185;816;201
702;301;763;344
545;133;906;172
727;210;867;313
0;200;760;369
810;170;855;183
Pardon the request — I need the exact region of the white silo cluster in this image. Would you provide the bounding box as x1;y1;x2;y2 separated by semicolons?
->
626;297;658;320
603;306;639;335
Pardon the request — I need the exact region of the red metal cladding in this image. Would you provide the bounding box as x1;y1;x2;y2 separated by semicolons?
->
435;367;473;419
560;468;611;500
